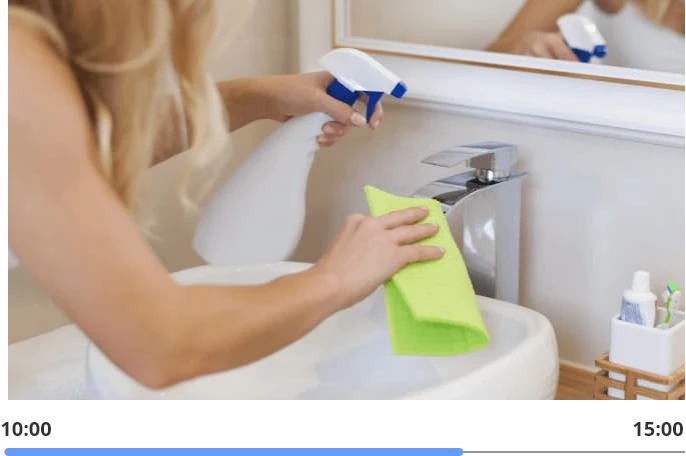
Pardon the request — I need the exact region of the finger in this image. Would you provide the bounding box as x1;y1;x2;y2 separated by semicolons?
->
369;102;383;130
391;223;439;245
316;134;336;147
547;35;579;61
331;213;364;246
377;206;430;230
401;245;445;264
530;43;554;59
314;90;367;127
322;122;346;137
343;213;367;230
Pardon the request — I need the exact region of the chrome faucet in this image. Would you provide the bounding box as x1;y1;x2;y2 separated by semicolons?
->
412;141;527;304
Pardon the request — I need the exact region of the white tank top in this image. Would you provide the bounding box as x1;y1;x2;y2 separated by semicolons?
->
590;1;684;73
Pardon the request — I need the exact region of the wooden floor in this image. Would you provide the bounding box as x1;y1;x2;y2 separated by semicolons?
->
555;361;597;400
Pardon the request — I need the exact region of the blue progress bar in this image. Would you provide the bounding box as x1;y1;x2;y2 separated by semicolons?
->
6;450;464;456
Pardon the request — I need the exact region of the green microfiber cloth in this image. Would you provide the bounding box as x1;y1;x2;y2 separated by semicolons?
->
364;185;490;356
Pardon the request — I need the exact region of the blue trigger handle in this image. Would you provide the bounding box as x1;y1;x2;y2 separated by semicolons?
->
325;78;383;124
562;39;607;63
326;79;360;106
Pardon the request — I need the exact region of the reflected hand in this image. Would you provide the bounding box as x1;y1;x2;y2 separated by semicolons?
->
512;31;579;61
260;71;383;147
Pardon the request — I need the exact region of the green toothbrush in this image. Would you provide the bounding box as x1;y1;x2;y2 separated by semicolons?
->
658;282;681;329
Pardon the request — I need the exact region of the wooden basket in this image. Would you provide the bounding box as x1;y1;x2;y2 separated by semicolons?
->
594;353;685;400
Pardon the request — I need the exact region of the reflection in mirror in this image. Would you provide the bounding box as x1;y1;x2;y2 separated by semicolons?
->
348;0;684;74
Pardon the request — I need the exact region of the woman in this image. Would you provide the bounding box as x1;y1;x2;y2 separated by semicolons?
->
8;0;444;389
488;0;684;73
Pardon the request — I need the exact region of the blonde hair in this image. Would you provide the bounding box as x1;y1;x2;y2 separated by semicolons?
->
8;0;253;220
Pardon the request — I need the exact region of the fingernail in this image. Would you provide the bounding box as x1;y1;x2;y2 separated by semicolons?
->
371;119;380;130
317;135;328;145
350;112;366;127
323;125;336;135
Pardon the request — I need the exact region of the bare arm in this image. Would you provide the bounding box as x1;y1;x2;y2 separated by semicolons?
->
8;26;343;388
488;0;583;52
153;73;384;165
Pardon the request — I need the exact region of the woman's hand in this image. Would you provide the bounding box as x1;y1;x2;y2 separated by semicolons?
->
498;31;579;61
258;71;384;147
313;207;444;310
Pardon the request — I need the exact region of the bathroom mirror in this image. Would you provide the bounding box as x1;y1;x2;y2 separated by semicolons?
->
333;0;685;89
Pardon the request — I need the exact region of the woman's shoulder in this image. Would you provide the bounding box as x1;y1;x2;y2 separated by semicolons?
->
9;13;78;98
7;11;98;174
9;6;68;65
9;13;92;151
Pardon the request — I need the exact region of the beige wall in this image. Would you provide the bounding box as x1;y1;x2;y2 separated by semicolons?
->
291;103;684;366
347;1;599;51
8;0;295;344
349;0;527;49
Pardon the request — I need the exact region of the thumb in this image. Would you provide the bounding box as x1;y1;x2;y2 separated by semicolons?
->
315;91;367;127
549;33;579;61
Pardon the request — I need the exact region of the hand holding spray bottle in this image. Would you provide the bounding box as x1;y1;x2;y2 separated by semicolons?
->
557;14;608;63
193;48;407;266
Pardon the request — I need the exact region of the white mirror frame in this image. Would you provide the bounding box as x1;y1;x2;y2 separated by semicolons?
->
296;0;685;146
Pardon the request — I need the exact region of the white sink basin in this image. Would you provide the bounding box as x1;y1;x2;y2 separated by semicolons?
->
9;261;558;400
84;262;559;399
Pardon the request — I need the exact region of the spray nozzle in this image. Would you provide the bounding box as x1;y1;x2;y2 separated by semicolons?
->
320;48;407;123
557;14;607;63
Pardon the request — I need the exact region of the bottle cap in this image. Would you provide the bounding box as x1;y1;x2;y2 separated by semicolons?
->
631;270;651;293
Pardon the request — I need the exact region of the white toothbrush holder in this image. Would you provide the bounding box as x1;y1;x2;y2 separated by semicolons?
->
604;307;685;399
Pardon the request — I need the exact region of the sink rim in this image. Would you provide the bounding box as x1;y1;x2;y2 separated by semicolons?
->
8;262;559;400
87;261;558;399
170;261;313;283
400;295;558;399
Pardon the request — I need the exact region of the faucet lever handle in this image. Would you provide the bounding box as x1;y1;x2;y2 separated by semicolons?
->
421;141;518;172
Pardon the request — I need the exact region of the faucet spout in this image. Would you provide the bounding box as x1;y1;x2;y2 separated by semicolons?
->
411;142;527;304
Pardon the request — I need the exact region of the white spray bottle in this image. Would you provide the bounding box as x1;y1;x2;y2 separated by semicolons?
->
193;48;407;265
557;14;608;63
